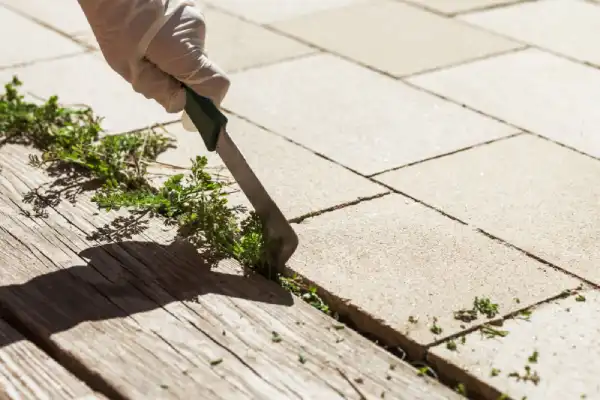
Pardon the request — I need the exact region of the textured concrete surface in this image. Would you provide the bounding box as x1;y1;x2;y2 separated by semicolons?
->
460;0;600;67
204;0;367;24
224;53;517;176
408;48;600;159
203;8;315;72
288;194;578;347
157;117;386;219
377;134;600;285
429;289;600;400
5;0;600;396
405;0;521;14
0;6;83;68
273;1;522;77
0;53;175;133
71;8;316;73
0;0;91;35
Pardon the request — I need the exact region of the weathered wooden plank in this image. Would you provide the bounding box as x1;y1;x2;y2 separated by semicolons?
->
0;317;101;400
0;144;460;400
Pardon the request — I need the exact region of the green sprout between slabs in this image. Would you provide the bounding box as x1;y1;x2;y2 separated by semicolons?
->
0;76;330;311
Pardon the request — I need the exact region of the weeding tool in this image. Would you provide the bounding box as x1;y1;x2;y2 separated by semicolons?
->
181;85;298;272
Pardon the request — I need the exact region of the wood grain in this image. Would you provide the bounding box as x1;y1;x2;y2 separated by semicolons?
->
0;144;459;399
0;317;100;399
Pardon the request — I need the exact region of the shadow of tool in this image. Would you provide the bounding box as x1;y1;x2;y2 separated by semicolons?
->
0;239;294;350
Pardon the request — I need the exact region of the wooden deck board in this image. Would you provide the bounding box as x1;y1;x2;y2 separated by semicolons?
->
0;144;459;399
0;317;101;399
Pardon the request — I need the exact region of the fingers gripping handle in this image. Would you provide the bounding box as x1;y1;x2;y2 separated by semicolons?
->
182;85;228;152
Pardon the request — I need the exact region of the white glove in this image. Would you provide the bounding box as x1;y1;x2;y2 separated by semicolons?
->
77;0;230;113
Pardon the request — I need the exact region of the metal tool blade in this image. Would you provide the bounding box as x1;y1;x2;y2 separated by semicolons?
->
216;129;298;271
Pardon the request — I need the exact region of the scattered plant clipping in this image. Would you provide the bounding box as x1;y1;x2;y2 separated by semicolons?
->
454;296;501;324
455;383;467;396
508;365;540;385
271;331;282;343
528;350;539;363
430;317;443;335
210;358;223;366
480;324;509;339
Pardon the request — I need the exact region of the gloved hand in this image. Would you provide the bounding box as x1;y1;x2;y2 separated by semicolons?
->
77;0;230;113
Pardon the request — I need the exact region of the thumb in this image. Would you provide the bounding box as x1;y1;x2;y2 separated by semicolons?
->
144;5;230;108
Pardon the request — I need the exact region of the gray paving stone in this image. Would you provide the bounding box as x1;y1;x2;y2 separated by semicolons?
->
204;0;366;24
0;53;175;134
460;0;600;67
272;1;522;77
405;0;520;14
156;117;386;219
288;194;578;349
408;48;600;159
223;54;517;176
1;0;91;35
376;134;600;284
429;288;600;400
0;6;83;68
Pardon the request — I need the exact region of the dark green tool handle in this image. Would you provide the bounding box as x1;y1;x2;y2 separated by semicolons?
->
183;85;228;152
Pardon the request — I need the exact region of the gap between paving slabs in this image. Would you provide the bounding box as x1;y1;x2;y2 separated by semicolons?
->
2;76;584;400
0;77;465;397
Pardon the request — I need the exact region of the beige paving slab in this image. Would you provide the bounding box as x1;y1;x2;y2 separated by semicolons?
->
223;53;517;176
288;194;578;352
429;289;600;400
0;0;91;35
0;6;83;68
158;116;386;219
0;53;175;134
204;0;367;24
460;0;600;67
73;8;315;73
408;48;600;159
404;0;521;14
272;0;522;77
202;8;315;72
377;134;600;284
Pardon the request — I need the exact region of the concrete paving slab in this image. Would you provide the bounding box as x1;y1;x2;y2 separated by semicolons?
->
0;0;91;35
404;0;521;14
204;0;367;24
157;117;386;219
0;6;83;68
288;194;578;352
202;8;315;72
272;1;522;77
71;8;315;73
376;134;600;284
223;53;517;176
460;0;600;67
408;48;600;159
429;288;600;400
0;53;175;134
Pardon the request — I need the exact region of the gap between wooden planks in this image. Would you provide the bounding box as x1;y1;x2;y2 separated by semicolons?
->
0;144;459;400
0;316;106;399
